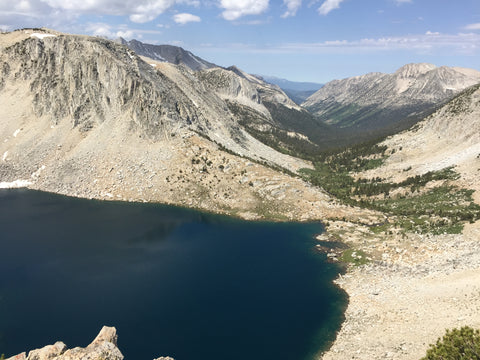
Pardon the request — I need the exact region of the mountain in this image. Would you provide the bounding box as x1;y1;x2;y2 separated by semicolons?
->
117;37;217;71
303;63;480;134
197;65;339;154
0;28;359;221
260;75;323;92
362;83;480;189
259;75;323;104
116;38;329;153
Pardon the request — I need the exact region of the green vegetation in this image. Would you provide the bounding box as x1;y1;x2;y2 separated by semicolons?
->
0;354;4;360
421;326;480;360
339;249;370;266
301;140;480;235
371;186;478;234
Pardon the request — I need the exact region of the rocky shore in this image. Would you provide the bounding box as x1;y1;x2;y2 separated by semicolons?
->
6;326;174;360
320;220;480;360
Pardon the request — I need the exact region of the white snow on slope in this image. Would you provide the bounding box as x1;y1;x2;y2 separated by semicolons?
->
0;179;32;189
30;33;56;40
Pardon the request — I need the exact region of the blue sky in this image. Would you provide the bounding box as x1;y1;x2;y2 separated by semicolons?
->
1;0;479;83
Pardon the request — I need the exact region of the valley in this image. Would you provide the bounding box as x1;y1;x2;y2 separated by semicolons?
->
1;27;480;360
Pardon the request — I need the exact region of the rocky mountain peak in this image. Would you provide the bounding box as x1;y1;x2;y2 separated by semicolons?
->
303;62;480;133
394;63;437;78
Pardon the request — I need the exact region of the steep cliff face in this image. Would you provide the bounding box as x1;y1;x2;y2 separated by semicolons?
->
0;31;228;141
0;28;313;168
303;63;480;132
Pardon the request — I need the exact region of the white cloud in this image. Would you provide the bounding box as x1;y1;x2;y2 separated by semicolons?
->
173;13;201;24
205;32;480;56
0;0;196;25
318;0;344;15
84;23;162;39
465;23;480;31
282;0;302;18
277;33;480;54
425;31;440;36
395;0;412;4
219;0;269;21
42;0;175;22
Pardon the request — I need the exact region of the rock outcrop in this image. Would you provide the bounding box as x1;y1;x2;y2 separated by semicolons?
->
303;63;480;132
6;326;126;360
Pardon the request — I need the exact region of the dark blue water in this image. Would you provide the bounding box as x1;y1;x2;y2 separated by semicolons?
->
0;189;346;360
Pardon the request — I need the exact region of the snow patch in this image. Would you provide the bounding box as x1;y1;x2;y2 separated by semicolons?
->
13;129;20;137
150;63;157;67
2;151;8;161
0;179;32;189
30;33;56;40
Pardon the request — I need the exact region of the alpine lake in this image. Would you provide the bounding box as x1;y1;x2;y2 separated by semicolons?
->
0;188;347;360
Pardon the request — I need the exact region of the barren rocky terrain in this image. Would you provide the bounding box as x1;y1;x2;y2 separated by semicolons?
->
320;85;480;360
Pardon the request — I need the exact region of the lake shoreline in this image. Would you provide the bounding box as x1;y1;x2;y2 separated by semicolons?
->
5;186;480;360
0;188;348;360
320;220;480;360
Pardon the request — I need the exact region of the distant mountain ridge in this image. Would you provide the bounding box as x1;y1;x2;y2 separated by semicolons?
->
117;37;217;71
259;75;324;104
303;63;480;134
259;75;324;92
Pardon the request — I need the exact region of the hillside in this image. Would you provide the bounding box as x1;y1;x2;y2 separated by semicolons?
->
117;38;343;153
117;37;217;71
0;28;373;223
361;83;480;199
303;63;480;136
318;84;480;360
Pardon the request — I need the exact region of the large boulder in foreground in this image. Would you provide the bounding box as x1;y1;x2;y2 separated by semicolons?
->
5;326;172;360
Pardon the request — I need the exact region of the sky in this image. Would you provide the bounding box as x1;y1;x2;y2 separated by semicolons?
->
1;0;479;83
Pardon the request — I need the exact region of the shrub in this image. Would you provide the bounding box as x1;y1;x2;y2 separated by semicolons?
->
421;326;480;359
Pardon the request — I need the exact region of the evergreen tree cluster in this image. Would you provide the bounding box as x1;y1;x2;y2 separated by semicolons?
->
421;326;480;360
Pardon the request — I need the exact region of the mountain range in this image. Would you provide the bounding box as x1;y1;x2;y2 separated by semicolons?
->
2;27;480;360
303;63;480;135
117;36;480;151
1;28;480;219
0;28;353;221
